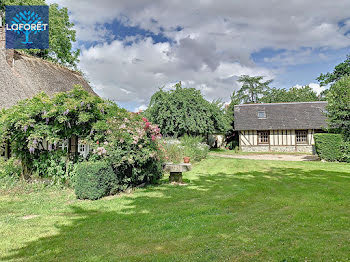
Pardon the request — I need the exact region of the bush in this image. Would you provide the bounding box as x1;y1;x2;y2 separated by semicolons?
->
74;161;118;200
32;151;75;185
181;135;209;162
89;114;164;191
0;157;22;178
162;135;209;163
314;134;343;162
342;141;350;163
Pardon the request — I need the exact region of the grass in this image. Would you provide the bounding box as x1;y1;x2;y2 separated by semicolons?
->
1;157;350;261
210;148;313;155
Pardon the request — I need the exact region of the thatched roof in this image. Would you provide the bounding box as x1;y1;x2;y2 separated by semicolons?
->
234;101;328;131
0;47;96;109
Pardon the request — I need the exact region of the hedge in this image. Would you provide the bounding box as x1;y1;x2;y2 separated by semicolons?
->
74;161;118;200
314;133;344;162
342;141;350;163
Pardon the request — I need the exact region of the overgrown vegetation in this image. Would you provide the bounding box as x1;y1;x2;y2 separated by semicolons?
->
0;86;120;179
0;157;21;178
0;87;165;197
162;135;209;163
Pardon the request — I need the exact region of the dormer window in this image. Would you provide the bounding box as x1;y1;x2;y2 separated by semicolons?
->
258;111;266;119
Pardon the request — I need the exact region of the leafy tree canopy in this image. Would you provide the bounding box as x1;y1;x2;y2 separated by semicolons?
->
261;85;321;103
1;0;80;68
326;75;350;141
317;55;350;86
237;75;273;103
146;82;230;137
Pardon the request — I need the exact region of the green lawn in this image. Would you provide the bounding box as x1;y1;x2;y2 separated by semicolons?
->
1;158;350;261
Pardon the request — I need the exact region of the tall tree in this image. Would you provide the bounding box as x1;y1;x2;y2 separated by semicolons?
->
261;85;320;103
237;75;273;103
326;75;350;141
317;55;350;86
1;0;80;68
146;82;230;137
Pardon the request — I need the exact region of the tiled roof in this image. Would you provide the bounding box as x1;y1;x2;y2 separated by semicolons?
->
234;101;328;131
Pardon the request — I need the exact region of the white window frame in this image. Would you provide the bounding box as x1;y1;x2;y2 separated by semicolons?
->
78;142;90;158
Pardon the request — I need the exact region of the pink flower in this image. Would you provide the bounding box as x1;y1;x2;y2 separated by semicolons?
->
142;117;148;122
151;135;156;141
96;141;99;145
145;122;150;129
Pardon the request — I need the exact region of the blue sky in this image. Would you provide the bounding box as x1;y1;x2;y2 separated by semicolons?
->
51;0;350;111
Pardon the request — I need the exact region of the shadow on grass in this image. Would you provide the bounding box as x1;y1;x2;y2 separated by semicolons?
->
2;166;350;261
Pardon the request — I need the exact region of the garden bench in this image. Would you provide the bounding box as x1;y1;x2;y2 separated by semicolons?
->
164;163;192;183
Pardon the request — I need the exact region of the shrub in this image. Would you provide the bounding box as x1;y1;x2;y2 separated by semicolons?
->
181;135;209;162
314;133;343;162
162;135;209;163
342;141;350;163
74;161;117;200
162;139;183;163
32;151;75;185
0;157;22;178
90;114;164;190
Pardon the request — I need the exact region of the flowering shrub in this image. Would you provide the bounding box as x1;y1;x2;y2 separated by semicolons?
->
0;87;165;192
0;86;125;179
88;115;164;191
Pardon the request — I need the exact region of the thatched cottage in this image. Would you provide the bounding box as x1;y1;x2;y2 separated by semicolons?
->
234;102;328;153
0;26;96;158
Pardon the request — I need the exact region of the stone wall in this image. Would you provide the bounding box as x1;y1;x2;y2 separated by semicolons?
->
241;145;314;154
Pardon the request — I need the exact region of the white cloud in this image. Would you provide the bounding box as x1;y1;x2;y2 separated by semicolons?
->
309;83;326;95
50;0;349;107
79;37;274;104
134;104;148;112
294;83;326;95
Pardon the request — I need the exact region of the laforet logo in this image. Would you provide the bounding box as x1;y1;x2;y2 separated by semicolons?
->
5;5;49;49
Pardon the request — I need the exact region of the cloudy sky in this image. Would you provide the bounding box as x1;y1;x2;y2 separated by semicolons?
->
50;0;350;111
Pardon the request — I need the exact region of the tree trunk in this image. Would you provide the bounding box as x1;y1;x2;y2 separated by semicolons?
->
21;161;32;180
